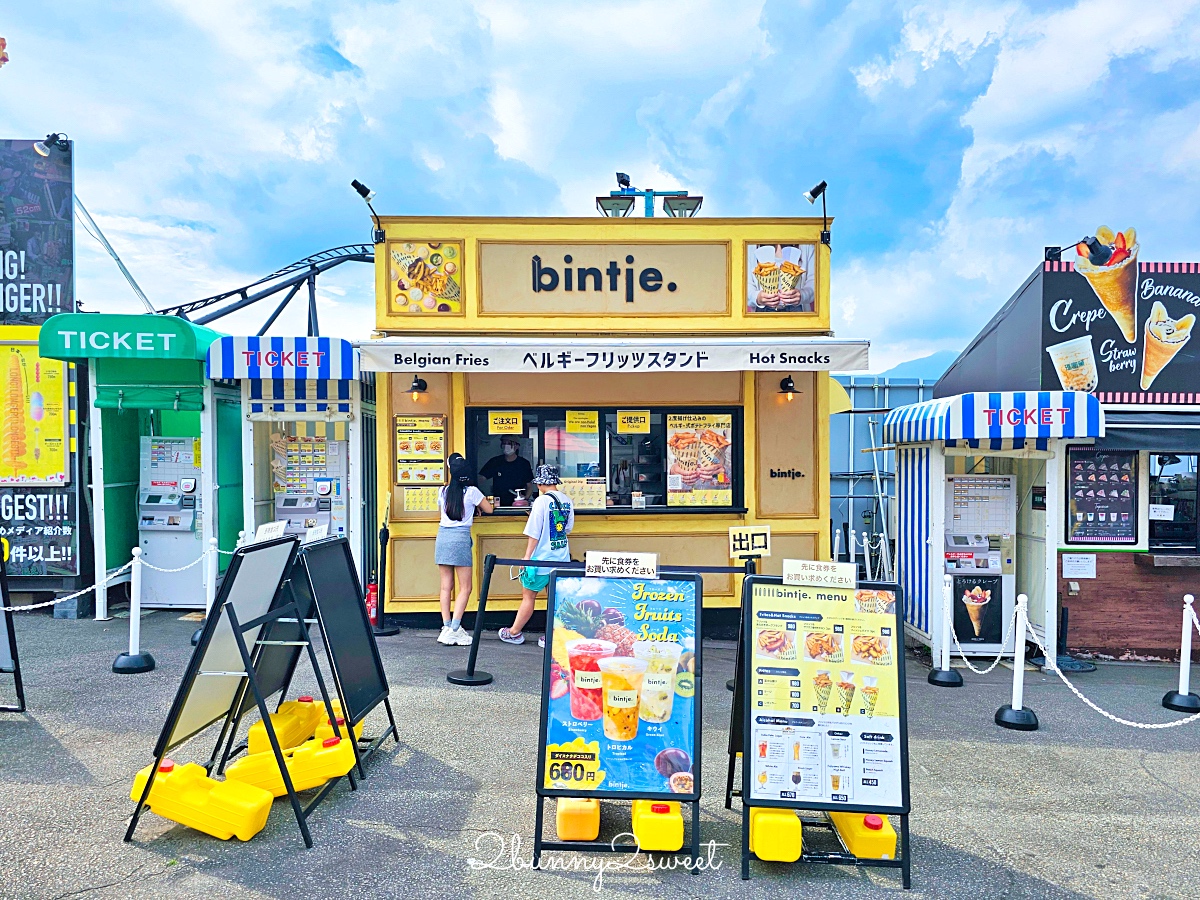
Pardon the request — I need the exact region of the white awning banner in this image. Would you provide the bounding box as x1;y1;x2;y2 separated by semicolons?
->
355;336;869;373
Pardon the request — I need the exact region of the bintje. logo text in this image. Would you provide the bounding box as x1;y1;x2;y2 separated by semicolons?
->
531;254;677;303
983;407;1069;426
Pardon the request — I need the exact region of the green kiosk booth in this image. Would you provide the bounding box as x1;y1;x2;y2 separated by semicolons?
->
39;314;244;619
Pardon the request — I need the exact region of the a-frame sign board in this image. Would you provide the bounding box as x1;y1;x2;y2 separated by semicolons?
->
212;536;398;779
125;536;356;849
0;549;26;714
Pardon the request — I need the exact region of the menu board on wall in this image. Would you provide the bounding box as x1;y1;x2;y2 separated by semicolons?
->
666;413;733;506
558;477;606;510
395;415;446;486
538;573;702;799
0;341;69;484
1066;448;1137;544
742;576;908;814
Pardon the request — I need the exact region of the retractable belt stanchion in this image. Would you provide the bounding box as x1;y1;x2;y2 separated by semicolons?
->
372;522;399;638
1163;594;1200;713
447;553;501;686
928;574;963;687
996;594;1039;731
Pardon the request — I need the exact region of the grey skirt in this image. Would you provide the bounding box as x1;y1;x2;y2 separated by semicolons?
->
434;526;474;567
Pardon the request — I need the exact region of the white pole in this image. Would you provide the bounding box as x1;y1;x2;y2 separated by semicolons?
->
129;547;143;657
88;373;110;620
851;529;859;577
205;537;218;613
1011;594;1029;711
832;526;842;563
1178;595;1195;697
863;532;875;581
347;379;364;578
1042;444;1062;672
200;382;218;601
941;574;954;673
241;382;256;536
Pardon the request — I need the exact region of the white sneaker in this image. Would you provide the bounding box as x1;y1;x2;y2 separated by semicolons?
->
450;626;474;646
537;635;546;648
437;625;454;645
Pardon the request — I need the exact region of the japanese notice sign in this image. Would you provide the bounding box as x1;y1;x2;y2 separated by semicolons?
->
783;559;856;589
743;576;909;814
0;486;78;576
538;573;701;799
566;410;598;434
488;410;522;435
584;551;658;579
729;525;771;559
616;410;650;434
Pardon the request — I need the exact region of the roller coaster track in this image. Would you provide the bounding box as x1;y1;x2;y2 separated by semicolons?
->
157;244;374;336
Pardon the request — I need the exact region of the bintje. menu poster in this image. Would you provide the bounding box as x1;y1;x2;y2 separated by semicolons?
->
666;413;732;506
746;580;906;811
0;340;68;483
540;574;700;798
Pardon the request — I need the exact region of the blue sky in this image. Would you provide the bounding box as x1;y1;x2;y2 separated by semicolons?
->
4;0;1200;369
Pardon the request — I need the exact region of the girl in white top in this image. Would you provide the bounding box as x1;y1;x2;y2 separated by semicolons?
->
434;454;493;645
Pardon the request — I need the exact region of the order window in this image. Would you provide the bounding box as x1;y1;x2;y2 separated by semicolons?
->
465;407;742;511
1149;454;1198;550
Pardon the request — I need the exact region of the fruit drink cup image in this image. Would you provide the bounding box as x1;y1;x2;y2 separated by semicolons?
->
758;740;768;758
1045;336;1099;392
813;670;833;713
566;639;616;721
1140;300;1195;390
758;769;769;788
830;774;842;792
598;656;648;741
793;742;801;761
632;640;683;723
836;671;856;717
861;676;880;718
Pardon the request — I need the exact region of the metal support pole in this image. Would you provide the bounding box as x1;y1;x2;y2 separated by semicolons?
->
113;548;155;674
373;521;398;637
1163;594;1200;712
996;594;1038;730
306;273;319;337
88;371;110;620
929;573;963;687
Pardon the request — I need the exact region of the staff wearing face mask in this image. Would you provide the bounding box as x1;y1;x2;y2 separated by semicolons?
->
479;436;535;507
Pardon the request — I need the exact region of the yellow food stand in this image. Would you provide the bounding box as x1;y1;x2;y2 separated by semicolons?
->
359;217;869;616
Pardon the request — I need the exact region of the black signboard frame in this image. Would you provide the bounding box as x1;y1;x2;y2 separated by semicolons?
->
1064;447;1139;545
532;568;704;871
0;552;27;713
736;576;911;887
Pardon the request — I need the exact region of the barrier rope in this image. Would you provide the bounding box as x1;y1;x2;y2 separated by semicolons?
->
1023;611;1200;730
950;605;1019;676
0;561;134;613
139;554;209;573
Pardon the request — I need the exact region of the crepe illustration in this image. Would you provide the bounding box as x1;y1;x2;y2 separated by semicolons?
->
1140;300;1194;390
1075;227;1139;343
813;670;832;714
961;586;990;638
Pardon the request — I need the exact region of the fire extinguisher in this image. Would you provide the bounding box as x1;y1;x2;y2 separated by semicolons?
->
365;583;379;626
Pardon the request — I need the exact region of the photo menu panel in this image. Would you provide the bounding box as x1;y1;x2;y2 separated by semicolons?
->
1066;448;1137;544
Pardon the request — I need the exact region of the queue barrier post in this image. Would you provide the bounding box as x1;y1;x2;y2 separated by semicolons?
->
1163;594;1200;713
995;593;1038;731
929;573;963;687
190;537;221;647
113;548;155;674
373;521;399;637
448;553;497;686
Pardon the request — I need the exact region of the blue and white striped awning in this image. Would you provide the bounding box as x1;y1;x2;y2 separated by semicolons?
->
205;336;358;380
883;392;1104;449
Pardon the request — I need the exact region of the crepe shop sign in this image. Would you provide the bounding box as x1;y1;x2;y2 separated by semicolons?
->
983;407;1070;427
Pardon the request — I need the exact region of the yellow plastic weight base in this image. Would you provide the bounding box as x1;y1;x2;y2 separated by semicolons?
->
247;696;321;756
224;736;356;797
313;715;364;743
748;807;803;863
828;811;897;860
555;797;600;841
631;799;684;852
130;760;273;841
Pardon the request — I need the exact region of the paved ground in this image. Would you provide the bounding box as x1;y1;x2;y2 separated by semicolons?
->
0;610;1197;899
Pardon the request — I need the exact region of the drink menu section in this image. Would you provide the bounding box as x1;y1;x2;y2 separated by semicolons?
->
537;573;701;800
1066;448;1137;544
743;577;908;814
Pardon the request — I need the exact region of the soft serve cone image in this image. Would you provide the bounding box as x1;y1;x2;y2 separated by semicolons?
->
861;676;879;718
836;670;856;717
813;669;833;714
1075;227;1139;344
1140;301;1195;390
962;586;990;638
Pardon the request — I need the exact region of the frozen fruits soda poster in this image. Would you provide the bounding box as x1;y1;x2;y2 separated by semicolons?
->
746;580;907;812
540;574;700;799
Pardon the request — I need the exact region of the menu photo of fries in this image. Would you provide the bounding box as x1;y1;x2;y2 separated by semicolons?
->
804;632;844;663
755;628;796;660
851;634;892;666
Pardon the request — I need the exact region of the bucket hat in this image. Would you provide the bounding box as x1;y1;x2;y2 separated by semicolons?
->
533;464;561;485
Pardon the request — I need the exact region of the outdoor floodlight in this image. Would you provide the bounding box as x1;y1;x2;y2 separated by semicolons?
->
804;180;831;246
803;181;827;204
351;179;376;202
597;195;635;217
351;179;385;244
616;172;632;189
663;195;703;217
409;376;428;401
33;133;69;156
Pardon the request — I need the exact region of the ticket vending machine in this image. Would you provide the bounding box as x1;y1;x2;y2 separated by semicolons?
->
138;437;206;608
943;475;1016;654
271;435;348;538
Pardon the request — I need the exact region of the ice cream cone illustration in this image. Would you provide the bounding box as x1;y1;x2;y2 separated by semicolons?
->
813;670;832;713
1140;300;1194;390
1075;227;1139;344
861;676;879;718
962;586;990;638
836;671;856;717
